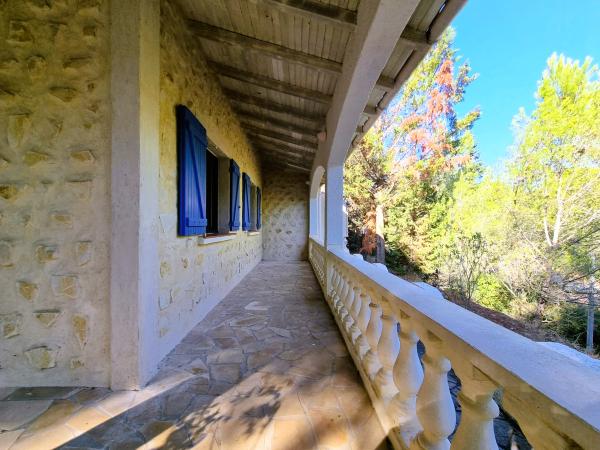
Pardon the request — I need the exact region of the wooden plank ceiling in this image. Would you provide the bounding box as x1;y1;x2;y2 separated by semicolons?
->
178;0;453;172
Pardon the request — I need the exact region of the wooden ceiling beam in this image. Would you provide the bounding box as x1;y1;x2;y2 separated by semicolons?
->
211;62;332;104
264;160;311;173
232;103;323;128
248;132;316;154
225;89;326;121
249;135;315;156
283;163;311;172
189;20;342;75
263;158;311;172
376;75;396;91
400;26;430;50
237;113;320;138
258;147;308;162
372;28;430;91
241;119;318;143
254;143;312;164
228;88;375;125
252;0;356;29
241;113;361;142
243;124;317;149
256;151;312;170
363;105;379;116
190;20;394;92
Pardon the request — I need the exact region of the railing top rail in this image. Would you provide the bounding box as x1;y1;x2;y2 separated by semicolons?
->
310;238;600;444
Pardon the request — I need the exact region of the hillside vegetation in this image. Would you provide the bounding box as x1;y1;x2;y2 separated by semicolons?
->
345;29;600;353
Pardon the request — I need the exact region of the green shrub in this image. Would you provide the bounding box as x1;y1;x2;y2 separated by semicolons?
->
473;274;512;312
544;303;600;354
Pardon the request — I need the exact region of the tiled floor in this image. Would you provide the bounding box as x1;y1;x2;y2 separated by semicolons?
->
0;262;388;450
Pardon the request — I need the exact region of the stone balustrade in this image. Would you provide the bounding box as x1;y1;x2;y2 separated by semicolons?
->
308;238;600;449
310;239;326;291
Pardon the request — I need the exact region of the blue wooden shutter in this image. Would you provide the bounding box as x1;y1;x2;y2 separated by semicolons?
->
177;105;207;236
242;173;251;231
229;159;240;231
256;187;262;230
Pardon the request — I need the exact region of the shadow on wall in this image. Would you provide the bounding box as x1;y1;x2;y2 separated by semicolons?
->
262;166;309;262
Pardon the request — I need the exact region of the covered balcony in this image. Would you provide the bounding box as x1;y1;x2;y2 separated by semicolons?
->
0;0;599;449
1;261;388;449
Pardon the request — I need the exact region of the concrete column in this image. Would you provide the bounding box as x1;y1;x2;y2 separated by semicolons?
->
309;165;325;241
319;188;326;240
309;195;318;238
325;164;345;249
110;0;160;390
325;0;418;167
310;0;419;253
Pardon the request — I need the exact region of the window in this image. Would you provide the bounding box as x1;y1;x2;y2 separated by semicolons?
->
242;173;251;231
177;105;207;236
242;174;262;232
249;183;258;232
176;104;243;237
205;150;218;233
229;160;241;232
256;187;262;230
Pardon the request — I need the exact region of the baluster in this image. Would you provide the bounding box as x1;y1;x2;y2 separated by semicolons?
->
389;312;423;436
375;303;400;403
349;286;363;343
326;265;333;300
451;365;499;450
333;269;342;306
410;331;455;450
326;269;334;307
363;300;382;380
335;274;349;316
317;252;323;285
327;267;339;306
332;285;343;316
342;281;356;333
338;277;351;320
354;292;371;358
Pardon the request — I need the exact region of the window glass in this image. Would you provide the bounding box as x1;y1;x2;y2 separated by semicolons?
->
206;150;219;233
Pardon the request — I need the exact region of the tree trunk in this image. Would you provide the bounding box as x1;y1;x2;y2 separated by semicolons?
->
375;204;385;264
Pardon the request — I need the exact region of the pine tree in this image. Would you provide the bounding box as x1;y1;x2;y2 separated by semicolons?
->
344;27;480;274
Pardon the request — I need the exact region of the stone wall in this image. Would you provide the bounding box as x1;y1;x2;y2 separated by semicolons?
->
262;167;309;261
0;0;110;386
154;1;263;362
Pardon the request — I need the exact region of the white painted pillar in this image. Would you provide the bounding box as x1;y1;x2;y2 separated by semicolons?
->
110;0;160;390
312;0;419;251
319;186;326;241
309;195;318;238
324;0;419;169
325;164;345;249
309;166;325;241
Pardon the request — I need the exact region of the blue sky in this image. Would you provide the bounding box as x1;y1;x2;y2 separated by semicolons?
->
451;0;600;168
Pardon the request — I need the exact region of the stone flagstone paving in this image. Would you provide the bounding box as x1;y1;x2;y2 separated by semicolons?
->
0;262;388;449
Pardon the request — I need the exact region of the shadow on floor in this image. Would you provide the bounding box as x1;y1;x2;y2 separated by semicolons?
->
4;262;387;450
